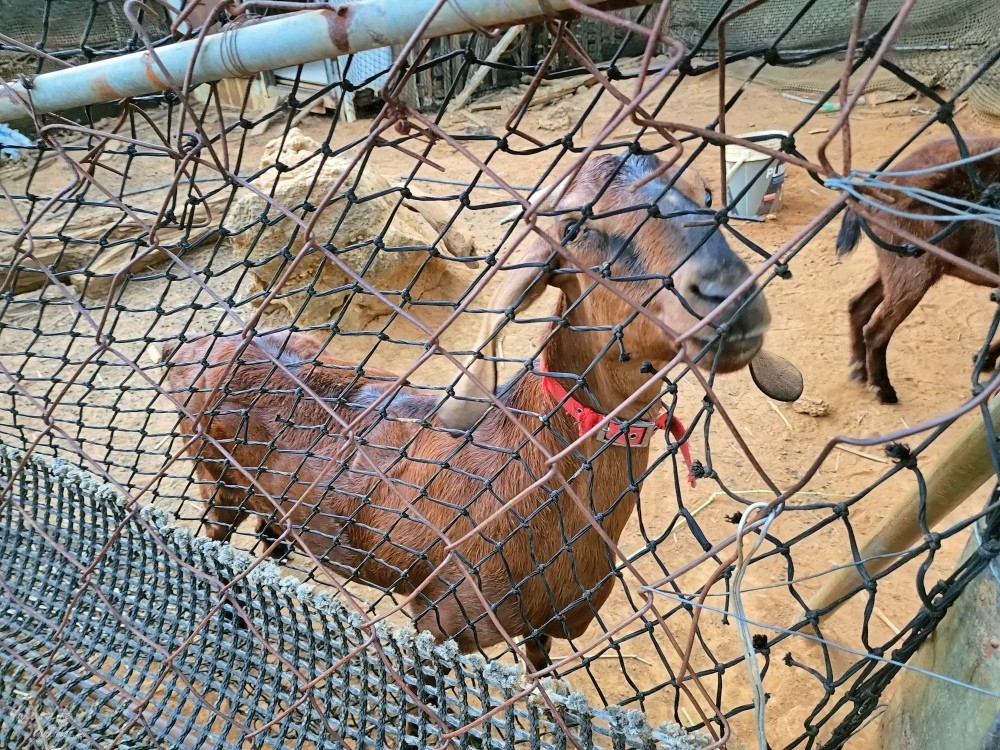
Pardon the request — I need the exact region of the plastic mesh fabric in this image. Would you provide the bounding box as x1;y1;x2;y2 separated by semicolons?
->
0;445;708;749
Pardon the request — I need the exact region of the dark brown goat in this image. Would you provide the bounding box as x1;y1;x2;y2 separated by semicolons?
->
837;136;1000;403
162;152;789;670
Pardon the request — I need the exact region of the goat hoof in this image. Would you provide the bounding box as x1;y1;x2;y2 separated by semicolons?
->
267;540;295;562
878;389;898;405
980;355;998;373
849;366;867;383
865;382;898;404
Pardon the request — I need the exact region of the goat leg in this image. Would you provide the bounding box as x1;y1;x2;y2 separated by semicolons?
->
862;281;926;404
204;507;290;628
215;574;253;632
980;340;1000;372
400;663;443;750
254;515;295;561
214;523;297;632
525;634;553;672
203;502;246;545
866;360;897;403
863;335;898;404
847;276;883;383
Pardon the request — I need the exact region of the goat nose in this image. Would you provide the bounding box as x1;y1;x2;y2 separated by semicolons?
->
686;277;737;308
685;266;770;333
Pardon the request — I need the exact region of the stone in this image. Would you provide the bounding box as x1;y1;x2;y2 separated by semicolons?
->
791;395;831;417
538;103;572;132
224;129;477;328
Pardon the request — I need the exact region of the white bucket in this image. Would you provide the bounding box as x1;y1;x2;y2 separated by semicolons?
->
724;131;788;219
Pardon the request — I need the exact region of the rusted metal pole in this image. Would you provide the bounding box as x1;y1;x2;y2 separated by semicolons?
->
0;0;653;121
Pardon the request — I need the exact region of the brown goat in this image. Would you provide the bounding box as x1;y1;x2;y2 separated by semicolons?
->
162;151;788;671
836;136;1000;403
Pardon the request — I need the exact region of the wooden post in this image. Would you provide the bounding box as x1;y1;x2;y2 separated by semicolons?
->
389;44;421;109
875;528;1000;749
447;25;525;112
808;395;1000;619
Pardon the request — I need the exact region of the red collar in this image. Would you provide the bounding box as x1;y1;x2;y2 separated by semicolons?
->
536;359;696;488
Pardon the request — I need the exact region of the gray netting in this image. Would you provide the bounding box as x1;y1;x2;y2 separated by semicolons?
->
669;0;1000;119
0;0;171;82
0;445;707;749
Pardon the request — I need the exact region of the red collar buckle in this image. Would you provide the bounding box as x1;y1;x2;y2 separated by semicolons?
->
599;420;656;448
536;357;695;486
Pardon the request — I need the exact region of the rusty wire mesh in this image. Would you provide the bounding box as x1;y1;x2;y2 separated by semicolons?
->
1;1;1000;748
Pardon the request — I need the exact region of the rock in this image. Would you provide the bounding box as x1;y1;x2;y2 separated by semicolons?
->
224;129;477;328
538;103;572;132
792;395;831;417
258;127;316;167
463;124;494;136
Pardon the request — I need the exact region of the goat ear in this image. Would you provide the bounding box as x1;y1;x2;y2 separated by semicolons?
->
500;173;575;225
749;349;804;402
436;235;558;430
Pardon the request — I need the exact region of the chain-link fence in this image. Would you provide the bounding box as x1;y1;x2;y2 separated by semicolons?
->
1;1;999;748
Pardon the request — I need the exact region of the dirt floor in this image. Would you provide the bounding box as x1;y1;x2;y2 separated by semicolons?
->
2;63;999;750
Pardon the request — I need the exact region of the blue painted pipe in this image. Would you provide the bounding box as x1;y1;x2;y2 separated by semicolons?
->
0;0;649;120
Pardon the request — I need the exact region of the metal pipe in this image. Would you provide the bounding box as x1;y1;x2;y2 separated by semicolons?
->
0;0;652;122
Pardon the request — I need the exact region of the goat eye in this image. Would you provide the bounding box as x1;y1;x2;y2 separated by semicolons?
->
561;221;583;243
704;188;713;207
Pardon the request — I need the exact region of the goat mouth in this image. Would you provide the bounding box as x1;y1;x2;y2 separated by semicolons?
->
687;333;764;373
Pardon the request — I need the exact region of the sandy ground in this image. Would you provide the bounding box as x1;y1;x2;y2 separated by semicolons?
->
1;64;998;750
